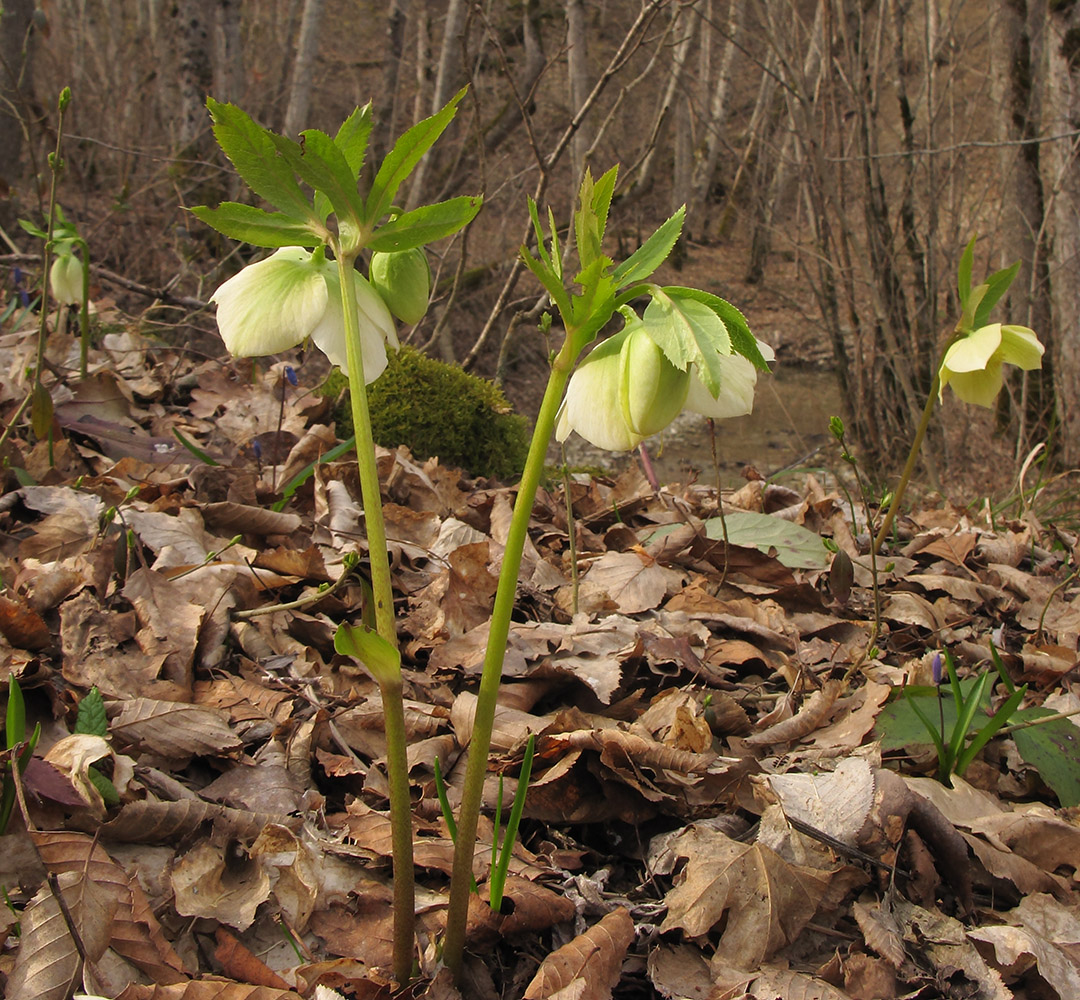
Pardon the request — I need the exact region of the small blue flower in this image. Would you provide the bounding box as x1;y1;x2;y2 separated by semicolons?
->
284;365;298;387
931;652;943;686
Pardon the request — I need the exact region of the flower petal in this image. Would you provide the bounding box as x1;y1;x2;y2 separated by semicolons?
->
50;253;83;304
941;324;1002;374
999;325;1045;370
558;329;642;451
211;248;328;357
619;326;689;437
944;360;1005;408
312;271;394;382
685;342;773;419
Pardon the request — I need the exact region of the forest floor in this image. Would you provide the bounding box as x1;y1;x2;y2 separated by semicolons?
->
1;245;1079;1000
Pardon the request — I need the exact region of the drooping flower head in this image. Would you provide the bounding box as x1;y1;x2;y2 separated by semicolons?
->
555;314;774;452
938;322;1044;408
50;248;83;305
210;247;398;382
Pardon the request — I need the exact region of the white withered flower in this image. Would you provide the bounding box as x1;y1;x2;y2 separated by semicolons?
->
938;322;1044;408
210;247;398;381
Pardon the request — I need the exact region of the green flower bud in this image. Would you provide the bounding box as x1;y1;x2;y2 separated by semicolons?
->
369;248;431;325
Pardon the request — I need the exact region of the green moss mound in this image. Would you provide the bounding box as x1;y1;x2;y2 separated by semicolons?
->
332;347;531;480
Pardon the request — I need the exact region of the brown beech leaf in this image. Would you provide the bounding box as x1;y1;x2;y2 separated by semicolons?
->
97;797;299;843
8;870;113;1000
522;907;634;1000
31;830;187;984
214;927;292;989
0;591;53;650
852;899;907;968
171;840;271;931
743;680;842;747
582;549;675;613
660;825;833;970
16;485;104;561
116;983;306;999
107;697;243;758
539;728;716;776
202;502;302;536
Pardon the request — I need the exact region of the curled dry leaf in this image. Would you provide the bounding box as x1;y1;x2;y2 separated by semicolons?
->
523;907;634;1000
743;680;842;747
115;982;305;999
539;728;716;776
98;797;300;844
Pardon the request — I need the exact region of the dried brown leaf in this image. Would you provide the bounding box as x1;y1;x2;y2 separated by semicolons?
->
32;830;187;983
107;697;243;758
852;900;906;968
660;825;832;970
540;728;716;775
0;591;53;650
202;502;301;536
744;680;842;747
97;797;299;843
213;927;292;989
116;983;305;999
522;907;634;1000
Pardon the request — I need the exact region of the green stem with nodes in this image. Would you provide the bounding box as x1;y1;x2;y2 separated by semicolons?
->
334;246;414;986
442;340;575;977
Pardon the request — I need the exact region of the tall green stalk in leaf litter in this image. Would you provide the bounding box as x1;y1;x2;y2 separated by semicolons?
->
442;168;770;977
193;92;480;986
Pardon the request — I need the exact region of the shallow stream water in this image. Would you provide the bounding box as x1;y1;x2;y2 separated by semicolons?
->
558;365;844;485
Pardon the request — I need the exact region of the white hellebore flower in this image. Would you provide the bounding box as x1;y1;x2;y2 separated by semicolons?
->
556;322;774;452
210;247;398;382
938;322;1044;408
50;250;82;305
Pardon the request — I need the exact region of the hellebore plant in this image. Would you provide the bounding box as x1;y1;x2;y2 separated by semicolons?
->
873;237;1045;554
441;167;770;976
194;91;481;986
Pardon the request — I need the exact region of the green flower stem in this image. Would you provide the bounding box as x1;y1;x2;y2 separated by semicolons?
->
77;238;90;378
442;344;575;978
872;369;940;556
335;249;414;986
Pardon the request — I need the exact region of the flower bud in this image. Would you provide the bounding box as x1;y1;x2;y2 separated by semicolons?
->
369;248;431;325
50;251;82;305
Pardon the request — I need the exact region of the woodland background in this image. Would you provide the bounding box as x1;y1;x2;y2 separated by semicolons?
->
3;0;1080;481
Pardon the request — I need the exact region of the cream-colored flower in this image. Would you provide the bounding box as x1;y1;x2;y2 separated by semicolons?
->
556;323;773;452
684;340;775;419
556;323;690;452
938;322;1044;408
50;250;82;304
210;247;398;381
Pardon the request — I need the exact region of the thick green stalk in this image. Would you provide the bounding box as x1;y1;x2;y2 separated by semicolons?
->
335;250;414;985
872;369;940;555
442;346;574;978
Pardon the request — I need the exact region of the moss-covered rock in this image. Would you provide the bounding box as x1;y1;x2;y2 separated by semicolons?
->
328;346;531;480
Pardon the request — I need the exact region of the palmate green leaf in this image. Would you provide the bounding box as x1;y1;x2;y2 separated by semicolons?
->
190;202;324;248
367;195;483;252
75;686;108;738
973;258;1021;328
206;98;315;221
269;129;366;231
612;207;685;289
335;103;373;179
521;248;573;320
367;87;467;226
574;166;617;270
642;289;731;393
661;287;769;370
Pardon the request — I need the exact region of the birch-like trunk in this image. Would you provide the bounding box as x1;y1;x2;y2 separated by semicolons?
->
283;0;326;137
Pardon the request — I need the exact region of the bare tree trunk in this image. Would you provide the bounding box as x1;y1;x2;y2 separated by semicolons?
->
171;0;215;154
1044;3;1080;463
627;6;695;203
686;0;744;239
995;0;1056;455
480;0;545;154
371;0;411;164
283;0;326;137
0;0;35;225
565;0;591;182
212;0;244;103
407;0;467;206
